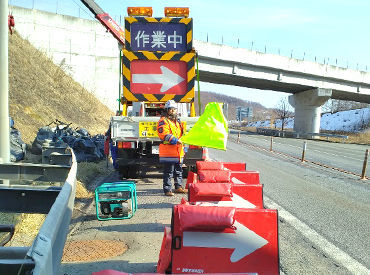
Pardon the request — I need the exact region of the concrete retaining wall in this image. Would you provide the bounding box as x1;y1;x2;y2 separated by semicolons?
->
11;6;120;112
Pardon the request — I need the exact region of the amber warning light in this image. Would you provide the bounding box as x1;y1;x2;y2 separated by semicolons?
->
127;7;153;17
164;7;189;18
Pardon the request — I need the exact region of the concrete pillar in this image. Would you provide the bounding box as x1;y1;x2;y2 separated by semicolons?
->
0;1;10;162
0;1;10;186
288;88;332;134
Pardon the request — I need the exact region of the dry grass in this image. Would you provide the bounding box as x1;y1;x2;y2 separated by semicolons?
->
8;31;114;143
75;160;113;198
329;131;370;145
4;32;116;246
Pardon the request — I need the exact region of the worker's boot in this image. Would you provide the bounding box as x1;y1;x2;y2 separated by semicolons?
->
164;191;174;196
174;187;188;194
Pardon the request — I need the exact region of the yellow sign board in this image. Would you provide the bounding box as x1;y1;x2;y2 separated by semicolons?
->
139;121;187;138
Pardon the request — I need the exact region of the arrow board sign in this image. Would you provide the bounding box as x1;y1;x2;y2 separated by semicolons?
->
183;221;268;262
130;60;187;95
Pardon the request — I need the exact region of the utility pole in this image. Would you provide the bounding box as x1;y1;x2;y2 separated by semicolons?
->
0;0;11;182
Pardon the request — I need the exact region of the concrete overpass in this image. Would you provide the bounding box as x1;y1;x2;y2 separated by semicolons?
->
194;41;370;133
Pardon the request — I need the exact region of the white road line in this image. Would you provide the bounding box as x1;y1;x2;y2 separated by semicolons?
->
264;196;370;275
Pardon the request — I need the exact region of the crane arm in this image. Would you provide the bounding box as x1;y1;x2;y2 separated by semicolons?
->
80;0;125;45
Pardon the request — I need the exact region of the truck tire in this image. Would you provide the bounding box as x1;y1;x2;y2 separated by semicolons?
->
182;166;189;179
119;165;139;179
128;165;139;178
119;165;130;179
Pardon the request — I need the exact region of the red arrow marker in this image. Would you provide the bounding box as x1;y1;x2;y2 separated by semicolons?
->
130;60;187;95
183;221;268;262
132;65;185;93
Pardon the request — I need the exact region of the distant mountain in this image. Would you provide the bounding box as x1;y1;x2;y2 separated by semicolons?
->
194;91;269;120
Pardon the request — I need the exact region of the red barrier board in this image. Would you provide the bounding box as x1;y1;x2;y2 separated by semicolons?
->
198;170;231;183
231;171;260;185
157;227;172;273
196;161;224;171
171;207;279;274
196;161;247;172
189;183;264;209
222;162;246;171
187;171;260;186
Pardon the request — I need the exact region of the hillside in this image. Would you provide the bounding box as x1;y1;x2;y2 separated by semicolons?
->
194;91;268;119
8;32;114;144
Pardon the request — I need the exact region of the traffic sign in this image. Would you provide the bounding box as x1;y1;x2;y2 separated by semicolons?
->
125;17;193;52
131;60;187;94
122;50;195;102
183;221;268;262
171;207;279;274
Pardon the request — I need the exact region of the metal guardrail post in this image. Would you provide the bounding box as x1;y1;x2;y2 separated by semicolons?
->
270;136;273;151
361;149;369;180
301;141;307;162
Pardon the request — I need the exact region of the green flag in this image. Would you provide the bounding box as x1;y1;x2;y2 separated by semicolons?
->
181;102;228;150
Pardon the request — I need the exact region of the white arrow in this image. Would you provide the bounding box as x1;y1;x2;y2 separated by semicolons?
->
195;193;256;208
132;65;185;93
231;177;245;184
183;221;268;262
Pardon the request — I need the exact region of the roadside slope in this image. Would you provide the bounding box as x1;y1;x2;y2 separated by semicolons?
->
8;32;114;143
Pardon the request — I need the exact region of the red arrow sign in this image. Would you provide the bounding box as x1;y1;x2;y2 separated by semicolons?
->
131;60;187;95
171;207;279;274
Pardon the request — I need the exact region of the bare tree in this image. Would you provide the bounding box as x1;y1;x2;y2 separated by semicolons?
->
274;97;294;131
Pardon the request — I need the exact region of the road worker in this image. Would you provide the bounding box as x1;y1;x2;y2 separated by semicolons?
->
157;100;187;196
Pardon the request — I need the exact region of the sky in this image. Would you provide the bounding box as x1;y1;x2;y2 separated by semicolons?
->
10;0;370;108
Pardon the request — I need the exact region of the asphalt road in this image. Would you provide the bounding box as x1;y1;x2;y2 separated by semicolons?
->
210;133;370;273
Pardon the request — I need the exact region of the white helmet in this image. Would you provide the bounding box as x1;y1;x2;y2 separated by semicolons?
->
164;100;177;109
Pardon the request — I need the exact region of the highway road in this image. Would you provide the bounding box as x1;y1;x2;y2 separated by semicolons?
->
210;133;370;274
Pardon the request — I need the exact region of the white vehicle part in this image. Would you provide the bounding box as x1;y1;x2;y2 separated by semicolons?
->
111;116;199;141
131;102;189;117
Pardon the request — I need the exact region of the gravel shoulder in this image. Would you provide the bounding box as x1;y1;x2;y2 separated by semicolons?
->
61;171;186;274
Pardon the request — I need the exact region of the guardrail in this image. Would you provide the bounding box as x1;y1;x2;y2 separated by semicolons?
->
0;148;77;275
240;128;349;142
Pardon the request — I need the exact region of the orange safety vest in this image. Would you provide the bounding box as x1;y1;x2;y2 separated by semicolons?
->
157;116;185;163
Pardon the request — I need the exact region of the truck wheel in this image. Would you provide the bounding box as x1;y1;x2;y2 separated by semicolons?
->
128;165;139;178
182;166;189;179
119;165;130;179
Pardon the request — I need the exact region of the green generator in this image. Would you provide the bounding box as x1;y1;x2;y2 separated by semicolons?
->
95;181;137;221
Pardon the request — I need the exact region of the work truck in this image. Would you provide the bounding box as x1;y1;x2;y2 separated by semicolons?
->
110;102;204;178
80;1;205;178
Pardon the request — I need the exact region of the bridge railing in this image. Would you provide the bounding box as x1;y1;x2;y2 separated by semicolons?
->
0;148;77;275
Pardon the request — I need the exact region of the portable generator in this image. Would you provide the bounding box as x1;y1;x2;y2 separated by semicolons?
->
95;181;137;221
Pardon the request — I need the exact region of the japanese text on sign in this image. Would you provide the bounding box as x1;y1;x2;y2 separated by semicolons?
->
131;23;187;52
139;121;158;137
